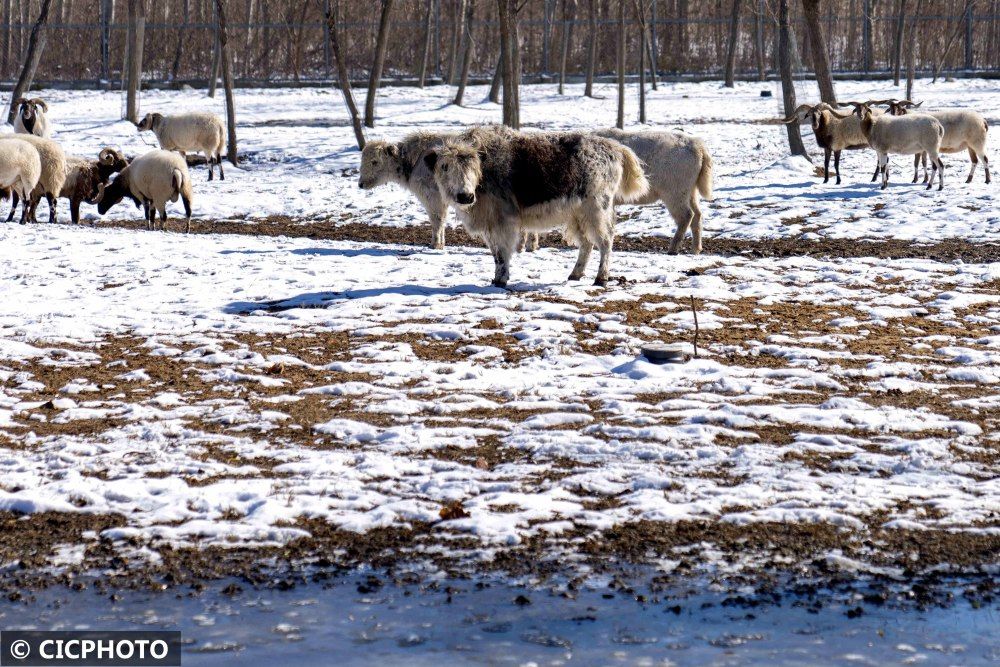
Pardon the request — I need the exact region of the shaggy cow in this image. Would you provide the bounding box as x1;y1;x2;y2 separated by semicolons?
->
426;125;648;287
358;132;456;249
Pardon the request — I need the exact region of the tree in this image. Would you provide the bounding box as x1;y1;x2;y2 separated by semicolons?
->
802;0;837;104
447;0;467;84
6;0;51;125
418;0;434;87
584;0;597;97
215;0;238;166
723;0;742;87
172;0;191;80
364;0;395;128
497;0;520;127
453;0;475;105
778;0;808;157
322;0;365;149
616;0;625;129
125;0;145;123
557;0;576;95
754;0;766;81
891;0;907;86
905;0;924;101
488;54;502;102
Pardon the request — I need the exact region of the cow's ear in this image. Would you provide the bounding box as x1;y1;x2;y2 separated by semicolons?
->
423;151;438;170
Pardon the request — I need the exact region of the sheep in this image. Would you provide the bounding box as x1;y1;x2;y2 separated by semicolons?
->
0;138;41;225
849;102;945;191
0;133;67;223
358;131;457;249
59;148;129;224
782;102;883;184
136;112;226;181
886;100;990;185
594;128;714;255
96;149;193;232
13;98;51;138
426;125;649;287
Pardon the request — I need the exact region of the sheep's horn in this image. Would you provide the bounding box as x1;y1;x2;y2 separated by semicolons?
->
94;183;106;203
901;100;923;108
781;104;813;123
29;98;47;112
98;148;118;164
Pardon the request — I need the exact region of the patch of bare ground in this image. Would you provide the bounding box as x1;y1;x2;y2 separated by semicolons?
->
0;511;126;576
359;330;533;364
92;217;1000;263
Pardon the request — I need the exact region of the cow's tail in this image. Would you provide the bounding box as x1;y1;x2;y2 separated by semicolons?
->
616;146;649;203
696;147;714;201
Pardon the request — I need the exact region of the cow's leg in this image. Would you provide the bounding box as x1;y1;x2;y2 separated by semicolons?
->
568;238;593;281
490;223;517;288
668;206;694;254
594;231;614;287
428;205;447;249
823;148;831;183
966;148;978;183
834;150;842;185
518;231;528;253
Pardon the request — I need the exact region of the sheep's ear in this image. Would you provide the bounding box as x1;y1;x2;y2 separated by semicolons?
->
387;144;399;159
423;151;438;171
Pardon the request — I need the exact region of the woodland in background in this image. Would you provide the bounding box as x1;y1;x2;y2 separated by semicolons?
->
1;0;998;85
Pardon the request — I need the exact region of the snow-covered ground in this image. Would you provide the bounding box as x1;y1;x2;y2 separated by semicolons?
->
0;79;997;585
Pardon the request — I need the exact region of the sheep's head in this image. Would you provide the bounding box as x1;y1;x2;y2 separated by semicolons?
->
17;98;46;120
98;148;128;172
95;173;135;215
885;99;922;116
135;113;162;132
426;142;481;208
358;141;400;189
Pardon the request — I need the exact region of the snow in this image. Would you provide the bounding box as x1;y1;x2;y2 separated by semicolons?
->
0;78;997;571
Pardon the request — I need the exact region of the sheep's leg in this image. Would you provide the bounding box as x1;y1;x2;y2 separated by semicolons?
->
143;201;152;230
922;153;929;183
871;160;881;183
879;154;889;191
518;231;528;253
6;191;18;223
159;205;168;230
206;152;214;181
18;192;29;225
983;154;991;184
935;155;944;191
965;148;978;184
46;194;56;224
823;148;831;184
216;152;225;181
911;154;921;184
27;194;39;223
530;232;539;251
70;198;81;225
833;150;842;185
182;194;193;233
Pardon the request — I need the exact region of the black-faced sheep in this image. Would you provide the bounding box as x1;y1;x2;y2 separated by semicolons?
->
13;98;51;138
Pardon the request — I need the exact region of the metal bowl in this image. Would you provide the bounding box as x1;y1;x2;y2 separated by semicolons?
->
640;343;690;364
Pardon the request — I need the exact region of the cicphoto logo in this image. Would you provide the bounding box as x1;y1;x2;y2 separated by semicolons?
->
1;631;180;666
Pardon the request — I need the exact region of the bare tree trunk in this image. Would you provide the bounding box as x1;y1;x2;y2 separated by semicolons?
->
557;0;575;94
364;0;395;128
418;0;433;86
245;0;256;78
7;0;51;125
1;0;11;76
497;0;519;127
99;0;111;84
125;0;145;123
638;2;646;122
802;0;837;103
932;0;973;82
779;0;808;157
172;0;190;80
616;0;624;128
892;0;907;85
454;0;475;105
208;2;221;97
724;0;742;87
755;0;766;80
905;0;923;100
448;0;467;84
215;0;238;165
584;0;596;97
323;0;365;149
489;53;501;102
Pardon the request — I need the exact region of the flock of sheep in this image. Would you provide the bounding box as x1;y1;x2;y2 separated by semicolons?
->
0;98;225;231
363;97;990;287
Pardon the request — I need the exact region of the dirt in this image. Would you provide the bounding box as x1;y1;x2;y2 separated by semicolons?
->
92;216;1000;264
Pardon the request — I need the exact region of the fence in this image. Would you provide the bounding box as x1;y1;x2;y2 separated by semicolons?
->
2;1;999;87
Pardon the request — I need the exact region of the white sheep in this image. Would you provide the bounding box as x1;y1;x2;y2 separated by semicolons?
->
13;98;51;138
0;133;67;223
359;131;457;249
0;138;41;225
886;100;990;185
850;102;945;190
136;112;226;181
96;149;194;232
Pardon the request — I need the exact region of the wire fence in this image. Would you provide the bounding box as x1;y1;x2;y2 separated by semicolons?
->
3;1;999;87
